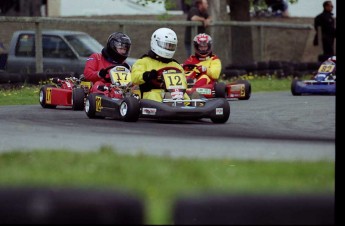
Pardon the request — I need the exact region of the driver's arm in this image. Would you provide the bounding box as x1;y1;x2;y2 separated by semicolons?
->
84;53;104;83
131;58;150;85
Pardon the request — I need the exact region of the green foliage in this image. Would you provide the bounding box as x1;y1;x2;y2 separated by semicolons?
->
0;84;39;105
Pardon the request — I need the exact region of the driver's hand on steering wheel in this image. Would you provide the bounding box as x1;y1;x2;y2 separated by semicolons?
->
143;70;159;82
98;68;108;79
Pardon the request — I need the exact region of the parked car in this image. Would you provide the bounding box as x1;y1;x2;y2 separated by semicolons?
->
1;30;137;77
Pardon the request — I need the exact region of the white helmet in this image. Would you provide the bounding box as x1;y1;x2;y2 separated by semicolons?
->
150;28;178;59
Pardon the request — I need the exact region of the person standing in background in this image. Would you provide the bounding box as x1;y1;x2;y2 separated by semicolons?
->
184;0;212;58
313;1;336;62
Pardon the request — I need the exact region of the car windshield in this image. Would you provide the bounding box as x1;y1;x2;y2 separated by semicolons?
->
64;34;103;57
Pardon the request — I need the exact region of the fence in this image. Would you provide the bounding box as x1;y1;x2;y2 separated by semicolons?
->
0;16;313;73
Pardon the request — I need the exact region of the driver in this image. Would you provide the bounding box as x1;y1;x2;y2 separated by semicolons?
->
131;27;190;103
84;32;132;93
183;33;221;88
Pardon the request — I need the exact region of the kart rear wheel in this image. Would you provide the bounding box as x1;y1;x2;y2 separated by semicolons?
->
85;93;104;119
291;80;301;96
210;98;230;124
237;80;251;100
214;82;226;98
119;97;140;122
39;85;57;109
72;87;85;111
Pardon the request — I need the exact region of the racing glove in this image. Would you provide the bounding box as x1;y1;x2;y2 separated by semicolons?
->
143;70;158;82
197;65;207;74
98;68;108;79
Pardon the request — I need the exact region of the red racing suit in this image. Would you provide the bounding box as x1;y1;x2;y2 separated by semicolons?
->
183;54;222;88
84;53;130;93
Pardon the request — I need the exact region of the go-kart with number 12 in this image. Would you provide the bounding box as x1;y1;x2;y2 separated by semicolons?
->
139;67;230;123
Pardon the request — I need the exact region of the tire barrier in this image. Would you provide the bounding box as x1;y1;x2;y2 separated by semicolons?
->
0;187;144;224
172;194;334;225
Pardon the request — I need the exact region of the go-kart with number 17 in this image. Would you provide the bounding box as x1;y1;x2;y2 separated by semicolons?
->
84;65;141;122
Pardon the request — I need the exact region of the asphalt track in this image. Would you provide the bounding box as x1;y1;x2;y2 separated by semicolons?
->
0;91;335;161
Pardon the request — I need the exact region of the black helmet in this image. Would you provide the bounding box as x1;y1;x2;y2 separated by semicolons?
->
105;32;131;63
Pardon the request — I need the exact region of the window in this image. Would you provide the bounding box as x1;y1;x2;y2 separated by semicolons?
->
15;34;35;57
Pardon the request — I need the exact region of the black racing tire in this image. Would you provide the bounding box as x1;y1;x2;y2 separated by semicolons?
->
119;97;140;122
237;80;252;100
210;98;230;124
85;93;104;119
39;85;57;109
214;82;227;98
72;87;85;111
291;79;301;96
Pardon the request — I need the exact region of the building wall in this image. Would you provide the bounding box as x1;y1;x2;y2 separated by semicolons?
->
47;0;61;17
47;0;166;17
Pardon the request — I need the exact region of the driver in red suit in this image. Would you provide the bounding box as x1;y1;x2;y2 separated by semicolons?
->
183;33;222;88
83;32;132;93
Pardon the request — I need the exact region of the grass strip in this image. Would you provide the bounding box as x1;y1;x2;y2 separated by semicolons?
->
0;147;335;224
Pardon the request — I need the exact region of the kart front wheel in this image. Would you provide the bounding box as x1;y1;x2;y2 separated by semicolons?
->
72;87;85;111
214;82;227;98
39;85;57;109
119;97;140;122
85;93;104;119
210;98;230;124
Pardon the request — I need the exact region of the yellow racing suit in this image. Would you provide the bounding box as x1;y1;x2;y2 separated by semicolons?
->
132;54;190;103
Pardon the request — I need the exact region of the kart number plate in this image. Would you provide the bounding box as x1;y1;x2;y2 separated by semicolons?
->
110;66;132;85
163;73;187;89
318;65;335;73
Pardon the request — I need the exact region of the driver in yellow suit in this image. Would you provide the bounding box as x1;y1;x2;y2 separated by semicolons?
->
131;27;190;104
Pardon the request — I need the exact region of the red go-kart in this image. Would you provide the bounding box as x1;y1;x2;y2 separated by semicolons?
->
183;64;251;100
39;76;92;110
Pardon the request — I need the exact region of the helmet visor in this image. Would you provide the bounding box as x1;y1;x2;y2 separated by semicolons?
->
157;40;176;51
113;41;130;56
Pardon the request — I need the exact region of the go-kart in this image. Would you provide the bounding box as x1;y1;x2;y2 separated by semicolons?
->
39;76;92;110
291;60;336;96
182;64;251;100
84;65;141;122
139;67;230;123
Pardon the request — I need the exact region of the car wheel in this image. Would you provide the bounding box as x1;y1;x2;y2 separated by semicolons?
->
210;98;230;124
39;85;57;109
237;80;251;100
72;87;85;111
119;97;140;122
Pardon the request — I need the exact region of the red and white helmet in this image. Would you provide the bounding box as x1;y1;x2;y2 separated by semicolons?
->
193;33;212;58
327;55;336;63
